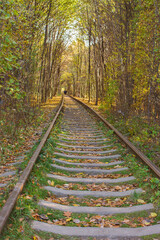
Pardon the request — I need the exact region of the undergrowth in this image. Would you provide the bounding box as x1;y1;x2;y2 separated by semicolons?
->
101;110;160;168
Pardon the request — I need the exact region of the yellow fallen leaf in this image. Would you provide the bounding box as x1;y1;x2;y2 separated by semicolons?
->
25;195;32;200
142;220;150;226
47;213;52;216
48;181;54;186
122;198;127;202
137;199;145;204
33;235;41;240
149;212;157;218
66;218;72;222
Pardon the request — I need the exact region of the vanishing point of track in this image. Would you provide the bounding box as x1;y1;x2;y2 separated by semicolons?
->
0;95;160;239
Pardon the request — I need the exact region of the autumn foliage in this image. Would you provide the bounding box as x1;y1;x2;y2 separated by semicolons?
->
0;0;160;137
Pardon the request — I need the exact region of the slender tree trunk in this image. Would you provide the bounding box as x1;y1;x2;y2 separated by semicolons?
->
88;28;91;102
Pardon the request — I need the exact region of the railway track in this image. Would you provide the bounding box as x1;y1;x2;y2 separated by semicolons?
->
0;96;160;239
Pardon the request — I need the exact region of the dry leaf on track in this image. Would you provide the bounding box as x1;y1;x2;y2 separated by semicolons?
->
19;218;24;222
33;235;42;240
149;212;157;218
63;211;72;218
66;217;72;222
39;214;49;220
137;199;145;204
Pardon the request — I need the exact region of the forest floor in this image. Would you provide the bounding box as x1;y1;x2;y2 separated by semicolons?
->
75;97;160;169
0;96;62;173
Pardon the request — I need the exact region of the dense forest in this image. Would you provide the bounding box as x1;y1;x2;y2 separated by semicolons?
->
1;0;160;136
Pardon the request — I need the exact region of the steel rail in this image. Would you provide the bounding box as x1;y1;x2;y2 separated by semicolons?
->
70;96;160;179
0;95;64;234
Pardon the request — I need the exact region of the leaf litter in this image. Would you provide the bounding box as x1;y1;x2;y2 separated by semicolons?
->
54;182;137;192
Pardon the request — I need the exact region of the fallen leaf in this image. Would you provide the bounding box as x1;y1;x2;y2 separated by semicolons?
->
64;211;72;218
33;235;41;240
115;186;122;191
18;225;24;233
137;199;145;204
149;212;157;218
47;220;53;224
16;207;21;210
93;215;102;219
32;213;40;220
58;220;66;225
122;197;127;202
19;218;24;222
66;218;72;222
39;214;49;220
100;219;105;228
48;180;55;186
122;219;130;224
142;220;151;226
25;195;32;200
47;212;53;216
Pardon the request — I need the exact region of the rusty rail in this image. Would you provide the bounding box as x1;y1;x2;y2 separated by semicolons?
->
0;95;64;233
70;96;160;179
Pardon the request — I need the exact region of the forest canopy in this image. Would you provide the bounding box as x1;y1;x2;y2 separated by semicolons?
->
0;0;160;133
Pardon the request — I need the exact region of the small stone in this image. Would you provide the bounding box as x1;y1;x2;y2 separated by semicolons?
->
115;198;120;202
73;219;81;224
53;219;58;223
